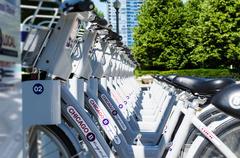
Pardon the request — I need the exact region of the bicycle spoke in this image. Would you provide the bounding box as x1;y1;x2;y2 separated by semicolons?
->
28;127;70;158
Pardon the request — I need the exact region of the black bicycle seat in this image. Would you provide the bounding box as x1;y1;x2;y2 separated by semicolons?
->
157;75;164;80
173;76;235;96
161;75;178;87
107;30;122;41
173;76;205;92
116;41;123;47
63;1;95;12
166;74;177;82
211;83;240;119
152;75;163;81
90;16;108;27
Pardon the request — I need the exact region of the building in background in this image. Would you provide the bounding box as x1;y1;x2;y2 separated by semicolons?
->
107;0;143;46
126;0;143;46
107;0;128;45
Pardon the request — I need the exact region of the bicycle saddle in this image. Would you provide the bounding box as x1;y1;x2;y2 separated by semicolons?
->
107;30;122;41
211;83;240;119
62;0;94;12
166;74;177;82
173;76;235;96
90;15;108;27
120;46;131;53
161;75;178;87
116;41;123;47
155;75;163;81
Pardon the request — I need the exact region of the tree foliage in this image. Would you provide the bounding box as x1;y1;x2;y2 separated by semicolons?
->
94;7;105;18
132;0;240;70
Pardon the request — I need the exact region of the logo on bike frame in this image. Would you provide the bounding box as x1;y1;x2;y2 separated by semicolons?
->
86;132;96;142
102;119;109;125
67;106;109;157
33;83;44;95
229;95;240;109
119;104;123;109
101;94;127;130
89;98;105;119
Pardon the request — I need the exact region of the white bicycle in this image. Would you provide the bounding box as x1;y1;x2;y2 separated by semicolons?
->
21;1;240;158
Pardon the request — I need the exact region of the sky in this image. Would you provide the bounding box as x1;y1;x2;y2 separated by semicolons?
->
92;0;108;17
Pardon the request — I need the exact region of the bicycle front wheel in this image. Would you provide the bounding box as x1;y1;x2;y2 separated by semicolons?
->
193;118;240;158
28;125;78;158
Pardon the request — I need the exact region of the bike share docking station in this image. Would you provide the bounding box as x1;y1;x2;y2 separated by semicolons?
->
20;0;240;158
23;80;61;157
21;1;68;156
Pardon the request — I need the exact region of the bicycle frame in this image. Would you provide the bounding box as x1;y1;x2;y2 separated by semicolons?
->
61;83;114;158
163;94;237;158
105;76;237;158
21;2;239;158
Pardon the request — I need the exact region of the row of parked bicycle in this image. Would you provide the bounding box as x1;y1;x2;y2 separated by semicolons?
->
21;0;240;158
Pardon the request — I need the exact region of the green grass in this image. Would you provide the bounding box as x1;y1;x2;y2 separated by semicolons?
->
134;68;240;79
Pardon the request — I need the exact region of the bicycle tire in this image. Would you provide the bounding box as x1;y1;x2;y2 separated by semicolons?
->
179;111;227;158
193;118;240;158
28;125;78;158
186;108;226;144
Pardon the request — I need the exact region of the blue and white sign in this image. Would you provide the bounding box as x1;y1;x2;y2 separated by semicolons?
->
33;83;44;95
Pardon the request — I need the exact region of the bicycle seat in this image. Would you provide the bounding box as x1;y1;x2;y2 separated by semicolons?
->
173;76;235;96
161;75;178;87
116;41;123;47
62;1;94;12
166;74;177;82
90;15;108;27
211;83;240;119
153;75;163;81
107;30;122;41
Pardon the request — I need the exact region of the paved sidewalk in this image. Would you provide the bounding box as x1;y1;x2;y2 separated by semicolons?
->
0;83;22;158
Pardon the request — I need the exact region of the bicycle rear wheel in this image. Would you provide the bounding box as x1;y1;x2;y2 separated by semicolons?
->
193;118;240;158
28;125;78;158
186;108;227;144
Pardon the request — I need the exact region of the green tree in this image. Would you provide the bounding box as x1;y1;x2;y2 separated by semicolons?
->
177;0;203;68
132;0;163;69
155;4;186;69
132;0;184;70
190;0;240;68
94;7;104;18
133;0;240;70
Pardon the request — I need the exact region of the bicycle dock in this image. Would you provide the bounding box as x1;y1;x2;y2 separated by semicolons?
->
0;0;239;158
